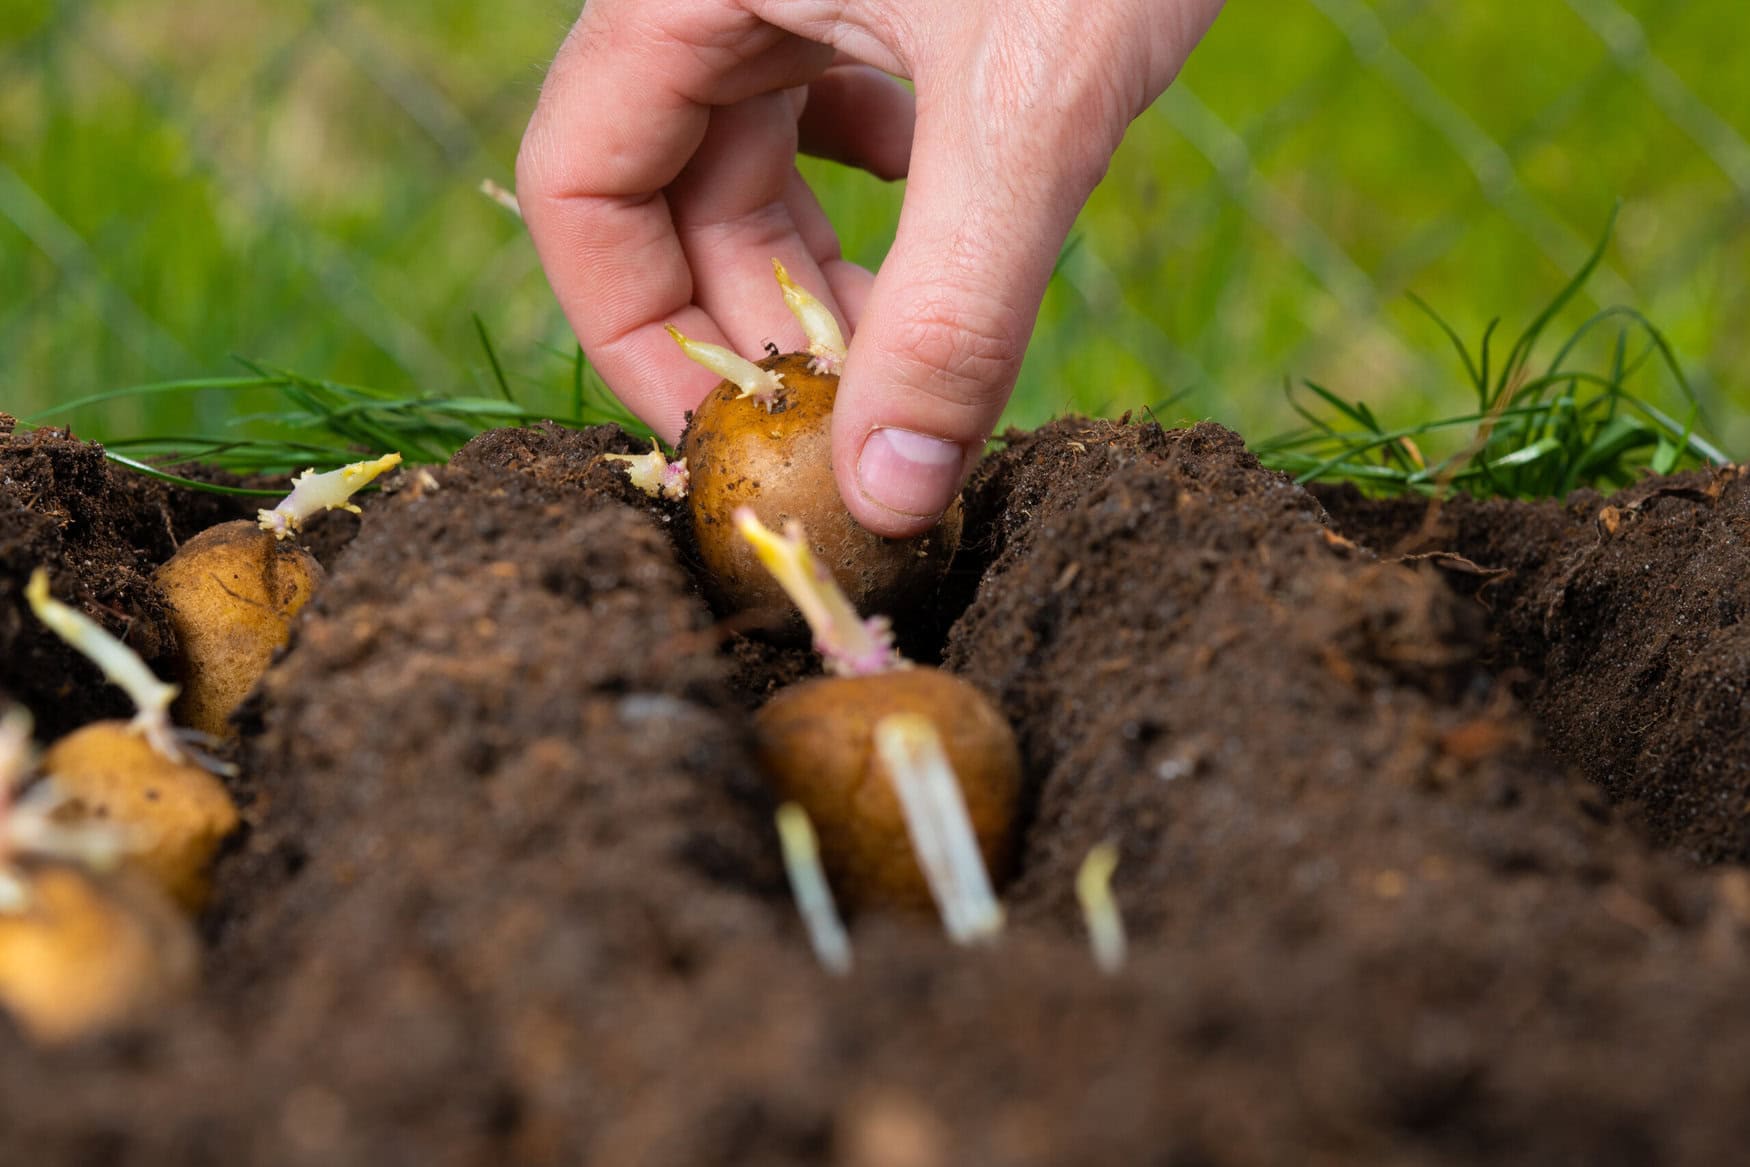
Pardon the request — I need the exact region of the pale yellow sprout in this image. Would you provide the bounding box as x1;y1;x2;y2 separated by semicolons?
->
25;571;181;761
602;440;690;500
772;258;847;375
733;508;904;676
666;324;785;406
1075;842;1127;974
478;178;522;218
775;803;852;975
258;452;402;540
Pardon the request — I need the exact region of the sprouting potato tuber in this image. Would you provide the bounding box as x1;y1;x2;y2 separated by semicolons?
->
40;727;238;911
0;706;195;1044
736;510;1020;921
0;864;197;1044
156;453;399;736
672;261;961;625
756;669;1020;913
26;570;239;910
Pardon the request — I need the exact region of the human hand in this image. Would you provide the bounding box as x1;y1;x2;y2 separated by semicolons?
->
517;0;1224;536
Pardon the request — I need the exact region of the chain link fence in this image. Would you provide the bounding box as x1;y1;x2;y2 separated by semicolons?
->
4;0;1747;449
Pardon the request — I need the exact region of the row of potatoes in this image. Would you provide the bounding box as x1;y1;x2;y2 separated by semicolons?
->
0;456;398;1042
643;264;1023;945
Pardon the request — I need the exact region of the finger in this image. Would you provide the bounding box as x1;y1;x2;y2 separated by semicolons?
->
516;1;833;439
821;258;876;332
781;165;844;270
670;93;842;360
830;82;1121;537
797;63;916;180
778;168;876;332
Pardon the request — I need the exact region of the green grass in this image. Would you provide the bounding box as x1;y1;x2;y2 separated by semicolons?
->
21;331;650;490
1256;210;1727;497
4;1;1748;465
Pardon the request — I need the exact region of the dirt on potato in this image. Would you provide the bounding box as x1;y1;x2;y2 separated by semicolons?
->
4;418;1750;1164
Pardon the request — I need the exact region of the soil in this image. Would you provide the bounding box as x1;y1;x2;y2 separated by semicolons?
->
1317;468;1750;863
4;416;1750;1164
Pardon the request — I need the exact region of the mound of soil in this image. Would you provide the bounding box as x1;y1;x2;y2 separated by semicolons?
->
1319;466;1750;863
5;418;1750;1164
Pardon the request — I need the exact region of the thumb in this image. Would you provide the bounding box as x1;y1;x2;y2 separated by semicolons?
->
830;86;1114;538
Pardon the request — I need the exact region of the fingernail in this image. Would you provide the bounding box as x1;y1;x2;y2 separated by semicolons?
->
856;427;965;519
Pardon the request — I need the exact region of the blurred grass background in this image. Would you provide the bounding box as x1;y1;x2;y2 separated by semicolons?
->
3;0;1747;457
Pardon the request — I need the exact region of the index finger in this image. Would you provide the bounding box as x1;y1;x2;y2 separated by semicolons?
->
515;1;835;440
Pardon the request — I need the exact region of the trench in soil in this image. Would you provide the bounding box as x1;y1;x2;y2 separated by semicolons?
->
3;416;1750;1165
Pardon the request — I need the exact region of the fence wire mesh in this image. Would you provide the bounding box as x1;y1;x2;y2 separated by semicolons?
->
3;0;1747;451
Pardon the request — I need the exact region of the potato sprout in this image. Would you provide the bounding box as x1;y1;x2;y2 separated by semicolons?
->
873;714;1004;944
603;439;690;500
666;325;784;408
775;802;852;974
771;258;847;375
672;262;961;624
733;508;903;676
26;570;181;761
738;510;1020;916
28;570;240;909
257;452;402;540
1075;842;1127;974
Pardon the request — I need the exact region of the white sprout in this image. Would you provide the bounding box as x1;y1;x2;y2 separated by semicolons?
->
1075;841;1127;974
874;714;1004;945
775;802;852;975
479;178;522;219
733;508;905;676
258;452;402;540
602;440;690;500
772;259;847;375
25;570;182;762
666;325;785;407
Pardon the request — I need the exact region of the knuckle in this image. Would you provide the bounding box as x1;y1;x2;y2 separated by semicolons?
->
976;11;1138;191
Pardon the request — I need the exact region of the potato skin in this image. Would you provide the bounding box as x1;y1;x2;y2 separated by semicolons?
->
753;669;1021;911
680;353;962;624
156;520;324;736
40;723;240;911
0;865;196;1043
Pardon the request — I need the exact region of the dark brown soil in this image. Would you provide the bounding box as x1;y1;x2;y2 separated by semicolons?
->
1;427;224;738
1318;468;1750;863
5;418;1750;1164
0;426;384;741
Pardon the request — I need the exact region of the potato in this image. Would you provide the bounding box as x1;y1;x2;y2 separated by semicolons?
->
669;267;962;626
156;521;324;737
154;453;398;738
682;354;963;622
41;723;239;911
0;865;196;1043
754;668;1021;911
